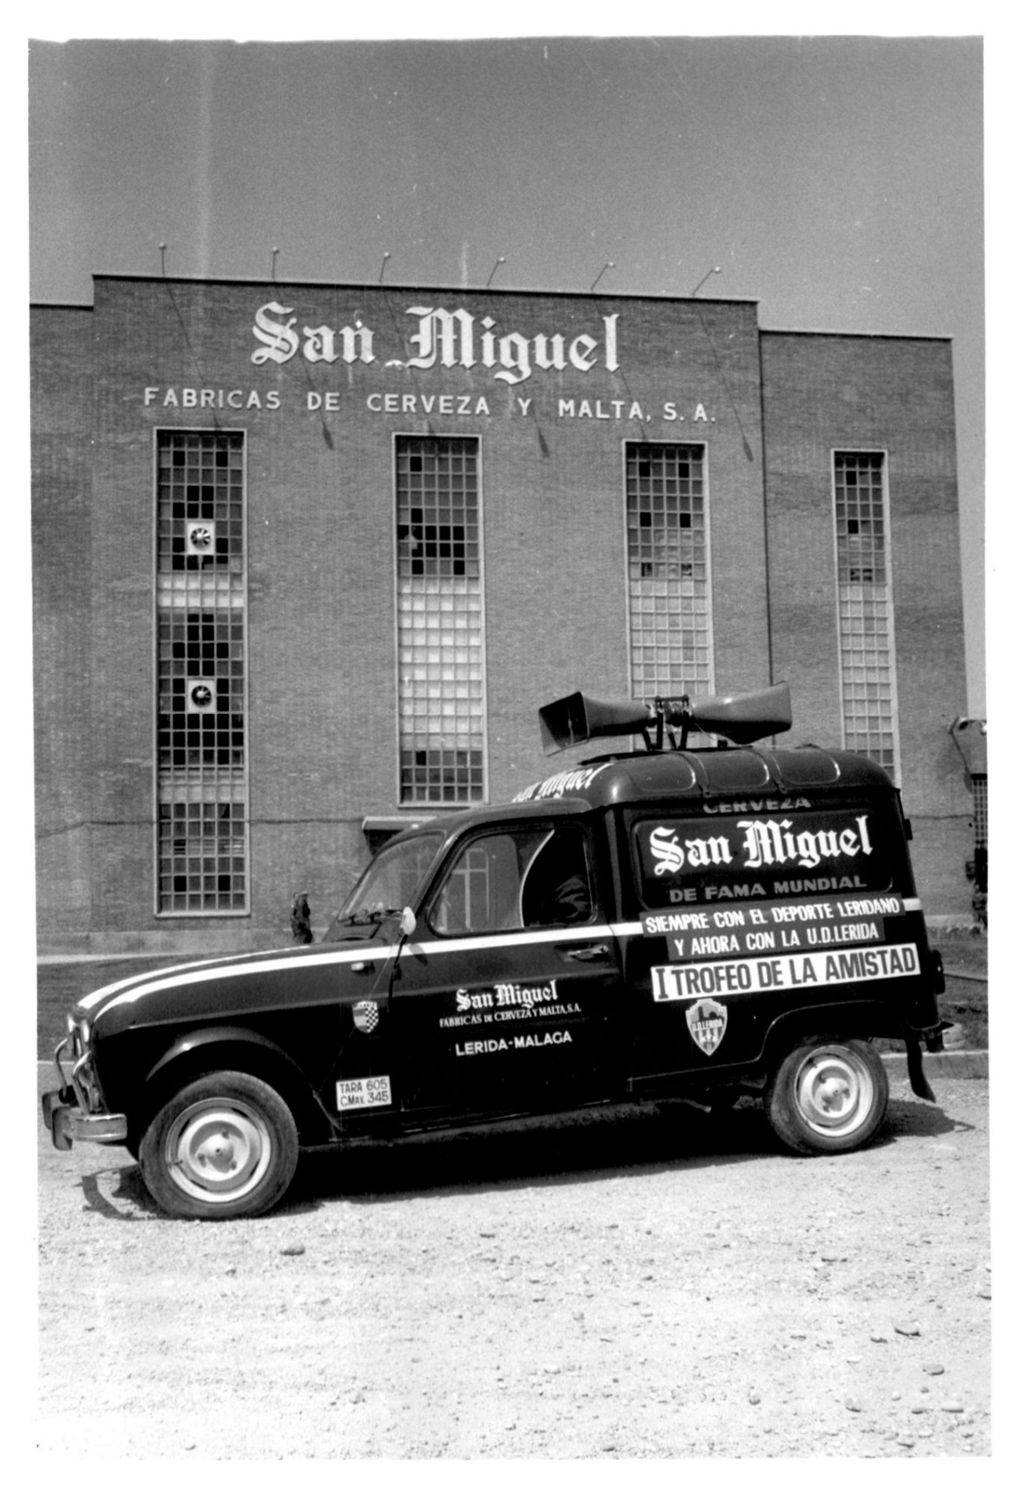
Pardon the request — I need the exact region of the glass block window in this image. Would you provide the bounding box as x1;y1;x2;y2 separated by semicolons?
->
156;431;248;912
626;443;712;701
157;799;247;911
156;613;245;767
834;452;899;777
396;437;485;804
971;775;988;848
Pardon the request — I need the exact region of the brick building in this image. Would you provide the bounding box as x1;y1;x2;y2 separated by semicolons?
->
31;275;972;952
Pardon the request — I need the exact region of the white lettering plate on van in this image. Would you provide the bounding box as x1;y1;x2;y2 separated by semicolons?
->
651;942;920;1001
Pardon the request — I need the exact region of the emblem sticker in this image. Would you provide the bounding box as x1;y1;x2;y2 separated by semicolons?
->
353;1000;380;1034
336;1075;392;1110
685;997;728;1057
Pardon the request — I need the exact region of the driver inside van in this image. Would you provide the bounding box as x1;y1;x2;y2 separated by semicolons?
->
521;828;593;927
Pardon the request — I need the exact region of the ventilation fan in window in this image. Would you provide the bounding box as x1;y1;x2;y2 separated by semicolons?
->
186;679;217;713
186;522;216;555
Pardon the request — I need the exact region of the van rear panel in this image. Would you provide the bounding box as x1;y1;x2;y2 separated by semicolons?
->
618;788;940;1090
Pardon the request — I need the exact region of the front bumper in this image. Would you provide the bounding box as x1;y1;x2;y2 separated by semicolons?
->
41;1085;128;1150
44;1020;127;1152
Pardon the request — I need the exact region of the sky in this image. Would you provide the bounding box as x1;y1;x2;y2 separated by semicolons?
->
26;23;986;711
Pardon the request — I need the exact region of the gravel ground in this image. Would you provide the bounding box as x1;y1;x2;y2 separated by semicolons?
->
36;1069;991;1462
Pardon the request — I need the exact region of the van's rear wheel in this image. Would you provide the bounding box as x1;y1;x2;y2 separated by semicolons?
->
767;1039;888;1155
140;1071;299;1220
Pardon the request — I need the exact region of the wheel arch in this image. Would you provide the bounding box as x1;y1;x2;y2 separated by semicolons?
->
760;1000;891;1073
134;1026;332;1147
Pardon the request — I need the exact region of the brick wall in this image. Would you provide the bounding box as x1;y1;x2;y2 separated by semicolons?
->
32;305;96;938
760;331;971;915
31;280;971;948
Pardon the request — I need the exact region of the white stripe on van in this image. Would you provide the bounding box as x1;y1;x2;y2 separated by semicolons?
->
77;948;298;1013
82;925;628;1019
80;897;923;1020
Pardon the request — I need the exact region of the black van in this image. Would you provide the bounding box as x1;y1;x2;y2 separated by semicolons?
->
42;685;945;1220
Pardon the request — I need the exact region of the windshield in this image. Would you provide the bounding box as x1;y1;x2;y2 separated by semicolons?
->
335;831;445;924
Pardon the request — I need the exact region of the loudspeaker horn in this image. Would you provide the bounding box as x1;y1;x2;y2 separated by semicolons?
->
689;683;792;744
538;683;791;754
539;692;654;754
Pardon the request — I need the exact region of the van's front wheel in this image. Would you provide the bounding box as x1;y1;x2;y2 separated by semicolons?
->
767;1039;888;1155
140;1071;299;1220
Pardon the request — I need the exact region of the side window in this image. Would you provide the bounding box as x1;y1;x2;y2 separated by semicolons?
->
431;833;522;934
429;825;595;935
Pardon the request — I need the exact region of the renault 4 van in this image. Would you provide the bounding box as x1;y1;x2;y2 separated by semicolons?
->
42;684;946;1220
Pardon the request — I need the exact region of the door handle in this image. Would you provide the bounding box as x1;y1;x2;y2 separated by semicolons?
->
558;943;610;962
351;960;374;973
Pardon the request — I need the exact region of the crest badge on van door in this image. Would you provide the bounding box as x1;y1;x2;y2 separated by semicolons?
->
353;1001;380;1034
686;997;728;1056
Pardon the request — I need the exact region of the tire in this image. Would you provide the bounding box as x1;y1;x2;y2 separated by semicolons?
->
139;1070;299;1220
766;1038;888;1155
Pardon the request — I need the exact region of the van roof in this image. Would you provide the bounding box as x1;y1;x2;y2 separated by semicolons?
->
390;744;897;849
513;743;893;808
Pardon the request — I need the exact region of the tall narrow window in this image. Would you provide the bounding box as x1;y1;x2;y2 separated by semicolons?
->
626;442;711;702
396;436;485;803
156;431;248;912
971;775;988;849
834;451;898;775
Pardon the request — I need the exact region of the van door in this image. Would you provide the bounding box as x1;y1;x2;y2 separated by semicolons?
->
389;822;624;1121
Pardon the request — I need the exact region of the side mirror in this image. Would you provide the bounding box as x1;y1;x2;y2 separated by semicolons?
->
400;907;417;938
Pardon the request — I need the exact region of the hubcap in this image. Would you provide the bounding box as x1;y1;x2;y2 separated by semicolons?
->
794;1048;874;1138
165;1098;272;1203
